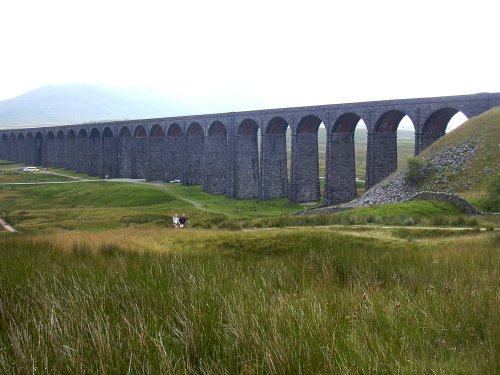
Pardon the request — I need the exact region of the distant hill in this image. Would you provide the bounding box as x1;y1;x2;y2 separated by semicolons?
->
0;84;272;129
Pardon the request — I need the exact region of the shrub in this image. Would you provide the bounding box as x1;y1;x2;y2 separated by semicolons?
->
481;174;500;212
405;157;433;185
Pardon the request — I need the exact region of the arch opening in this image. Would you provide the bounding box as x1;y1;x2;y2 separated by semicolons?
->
150;124;165;138
367;111;415;189
418;108;468;154
134;126;146;138
119;126;131;138
167;123;183;137
208;121;227;137
297;115;322;134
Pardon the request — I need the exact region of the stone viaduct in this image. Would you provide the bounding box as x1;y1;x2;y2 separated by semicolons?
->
1;92;499;204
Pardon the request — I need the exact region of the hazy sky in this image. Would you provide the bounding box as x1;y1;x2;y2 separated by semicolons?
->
1;0;499;107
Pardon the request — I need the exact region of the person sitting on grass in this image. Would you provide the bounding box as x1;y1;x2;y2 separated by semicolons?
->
179;214;187;228
172;214;180;228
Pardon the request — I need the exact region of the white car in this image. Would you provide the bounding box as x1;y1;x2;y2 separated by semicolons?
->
22;166;38;172
169;179;181;183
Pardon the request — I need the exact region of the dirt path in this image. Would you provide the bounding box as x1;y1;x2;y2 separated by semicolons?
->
106;179;209;211
0;218;16;232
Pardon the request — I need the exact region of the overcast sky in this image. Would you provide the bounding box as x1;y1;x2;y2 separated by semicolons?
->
0;0;499;108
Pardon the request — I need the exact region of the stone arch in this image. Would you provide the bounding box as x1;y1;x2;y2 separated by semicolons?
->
186;122;204;185
367;110;415;189
262;117;289;199
133;125;147;179
101;127;114;178
118;126;132;178
149;124;165;180
325;112;364;205
76;129;89;174
204;121;228;195
55;130;66;168
297;115;322;134
417;107;466;153
66;130;77;171
208;121;227;137
292;114;324;203
235;119;260;199
374;110;411;133
88;128;101;176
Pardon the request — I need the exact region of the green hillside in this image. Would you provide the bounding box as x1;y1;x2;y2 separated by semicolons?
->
416;107;500;203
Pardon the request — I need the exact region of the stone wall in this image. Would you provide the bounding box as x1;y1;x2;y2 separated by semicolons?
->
102;137;114;178
409;191;483;214
76;138;89;174
117;137;132;178
234;134;259;199
165;136;184;182
261;133;288;199
185;135;203;185
89;138;101;176
46;138;57;167
366;132;397;190
133;138;147;179
25;138;35;165
1;92;498;205
55;139;66;168
65;137;76;170
16;139;26;164
204;134;227;195
149;137;165;180
324;132;356;205
291;133;320;203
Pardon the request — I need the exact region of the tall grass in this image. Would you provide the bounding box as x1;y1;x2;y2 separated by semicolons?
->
1;231;498;373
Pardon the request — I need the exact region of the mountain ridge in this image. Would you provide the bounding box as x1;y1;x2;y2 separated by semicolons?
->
0;84;271;129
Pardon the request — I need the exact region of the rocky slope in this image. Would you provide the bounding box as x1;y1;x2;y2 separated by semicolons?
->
303;107;500;215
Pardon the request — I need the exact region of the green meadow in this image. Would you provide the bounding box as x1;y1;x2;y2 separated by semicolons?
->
0;161;498;374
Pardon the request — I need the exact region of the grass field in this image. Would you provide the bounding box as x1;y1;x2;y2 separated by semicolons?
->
0;230;498;373
0;145;498;373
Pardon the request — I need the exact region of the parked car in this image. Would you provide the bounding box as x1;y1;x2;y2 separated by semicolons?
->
22;167;39;172
169;179;181;183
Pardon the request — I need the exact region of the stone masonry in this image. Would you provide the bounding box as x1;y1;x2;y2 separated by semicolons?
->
1;92;499;204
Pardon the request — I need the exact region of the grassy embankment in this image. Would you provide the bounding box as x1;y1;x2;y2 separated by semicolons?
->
0;230;498;373
415;107;500;208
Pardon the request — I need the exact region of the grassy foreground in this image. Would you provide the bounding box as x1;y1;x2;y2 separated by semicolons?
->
0;230;499;374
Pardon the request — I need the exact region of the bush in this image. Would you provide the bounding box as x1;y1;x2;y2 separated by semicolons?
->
405;157;433;185
481;174;500;212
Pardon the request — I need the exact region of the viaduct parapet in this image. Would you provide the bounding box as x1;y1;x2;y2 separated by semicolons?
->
1;92;499;204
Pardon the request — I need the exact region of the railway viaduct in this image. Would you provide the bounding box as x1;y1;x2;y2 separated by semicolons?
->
1;92;499;204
